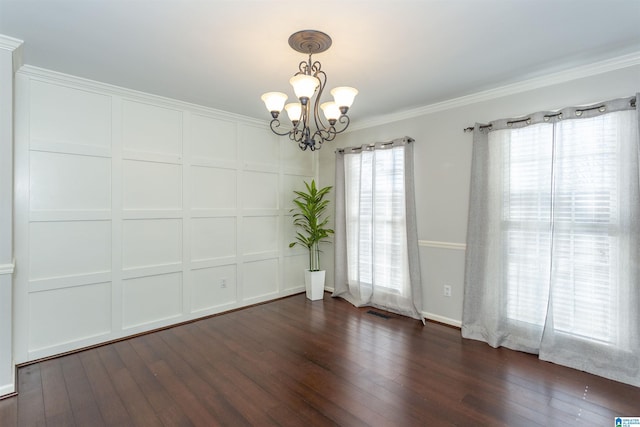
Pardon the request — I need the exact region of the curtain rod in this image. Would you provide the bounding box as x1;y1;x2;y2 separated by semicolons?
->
463;96;636;132
335;136;414;153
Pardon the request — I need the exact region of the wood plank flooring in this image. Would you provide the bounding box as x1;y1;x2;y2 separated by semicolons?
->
1;293;639;426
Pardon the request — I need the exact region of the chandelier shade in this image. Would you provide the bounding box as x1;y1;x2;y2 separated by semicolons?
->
261;92;288;117
285;103;302;123
261;30;357;151
290;74;319;100
331;87;358;110
320;102;341;121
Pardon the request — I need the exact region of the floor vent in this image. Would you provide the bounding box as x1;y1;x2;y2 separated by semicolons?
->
367;310;391;319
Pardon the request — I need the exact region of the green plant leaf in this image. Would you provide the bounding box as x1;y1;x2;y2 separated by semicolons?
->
289;179;334;270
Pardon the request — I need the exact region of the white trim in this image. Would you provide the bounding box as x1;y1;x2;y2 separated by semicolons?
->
0;261;14;275
0;382;15;397
17;65;267;127
422;311;462;328
418;240;466;251
0;34;23;72
349;51;640;131
0;34;23;51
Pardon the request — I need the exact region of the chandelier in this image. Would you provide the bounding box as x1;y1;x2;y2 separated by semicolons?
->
261;30;358;151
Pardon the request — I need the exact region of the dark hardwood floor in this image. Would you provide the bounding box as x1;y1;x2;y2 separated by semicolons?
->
1;293;638;426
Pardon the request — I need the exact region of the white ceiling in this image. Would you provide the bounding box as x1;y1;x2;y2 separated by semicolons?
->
1;0;639;124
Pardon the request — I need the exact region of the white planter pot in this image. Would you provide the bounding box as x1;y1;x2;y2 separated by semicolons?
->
304;270;325;301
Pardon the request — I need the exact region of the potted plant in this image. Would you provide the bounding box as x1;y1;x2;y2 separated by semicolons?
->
289;180;334;300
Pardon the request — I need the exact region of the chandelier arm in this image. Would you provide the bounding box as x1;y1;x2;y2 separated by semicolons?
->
298;60;309;74
269;119;294;137
312;69;329;134
311;60;322;74
289;126;303;144
316;127;336;143
332;114;351;134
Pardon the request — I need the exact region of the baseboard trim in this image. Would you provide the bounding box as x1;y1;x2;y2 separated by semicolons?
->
422;311;462;328
19;291;307;367
0;382;16;399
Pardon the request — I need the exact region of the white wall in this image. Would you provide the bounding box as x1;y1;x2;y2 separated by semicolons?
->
13;66;315;363
320;59;640;326
0;35;22;397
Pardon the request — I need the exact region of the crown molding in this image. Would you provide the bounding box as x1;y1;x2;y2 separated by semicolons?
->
0;34;24;71
17;65;267;127
349;51;640;132
0;34;23;51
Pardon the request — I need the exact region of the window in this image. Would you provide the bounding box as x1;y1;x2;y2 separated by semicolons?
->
502;114;625;345
503;124;553;327
463;96;639;386
344;146;408;293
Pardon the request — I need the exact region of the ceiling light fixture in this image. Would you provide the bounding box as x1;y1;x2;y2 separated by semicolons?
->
261;30;358;151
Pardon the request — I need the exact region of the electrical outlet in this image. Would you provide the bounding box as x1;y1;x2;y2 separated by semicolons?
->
444;285;452;297
220;278;227;289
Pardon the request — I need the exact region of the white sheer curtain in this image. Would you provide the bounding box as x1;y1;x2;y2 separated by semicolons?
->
334;137;423;321
462;95;640;387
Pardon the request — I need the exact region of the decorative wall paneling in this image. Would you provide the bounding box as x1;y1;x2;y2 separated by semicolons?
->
13;66;316;363
0;34;22;396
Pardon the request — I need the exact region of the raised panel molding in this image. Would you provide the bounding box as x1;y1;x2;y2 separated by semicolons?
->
122;272;182;329
242;216;278;255
122;160;182;210
242;258;279;302
242;171;279;209
30;151;111;212
121;100;182;157
29;220;112;280
28;272;112;293
30;139;111;158
191;217;236;261
191;166;237;209
191;264;237;313
28;282;112;353
191;113;237;163
122;219;182;269
29;79;112;150
241;123;279;167
283;254;307;291
14;66;317;364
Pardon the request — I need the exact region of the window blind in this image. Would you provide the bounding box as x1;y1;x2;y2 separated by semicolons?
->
345;146;408;292
501;115;621;345
463;96;640;387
